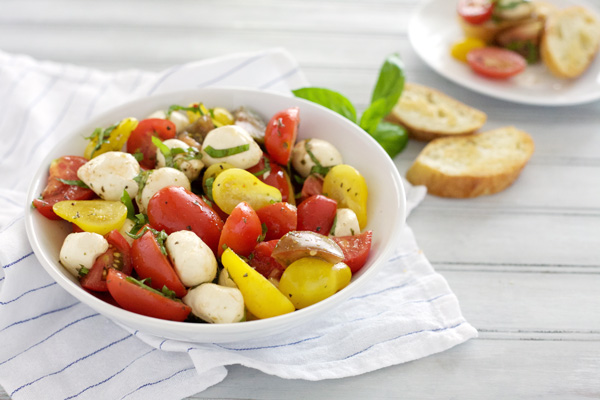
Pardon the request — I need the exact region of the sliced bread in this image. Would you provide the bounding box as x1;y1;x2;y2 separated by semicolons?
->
406;126;534;198
540;6;600;79
386;83;487;142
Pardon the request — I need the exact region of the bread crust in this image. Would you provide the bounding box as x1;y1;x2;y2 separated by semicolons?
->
406;127;534;198
386;83;487;142
540;6;600;79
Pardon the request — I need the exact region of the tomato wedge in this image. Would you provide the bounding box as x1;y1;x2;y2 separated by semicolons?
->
248;240;286;281
467;47;527;79
457;0;494;25
255;202;297;242
331;230;373;274
131;229;187;298
218;202;262;257
126;118;176;169
33;156;96;220
297;194;337;235
106;269;191;322
80;230;132;292
264;107;299;165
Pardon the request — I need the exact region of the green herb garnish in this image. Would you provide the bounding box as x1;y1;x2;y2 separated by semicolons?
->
257;223;268;242
252;157;271;177
166;104;205;118
78;266;90;277
120;189;136;220
127;225;168;256
305;140;331;176
57;179;89;189
84;123;118;158
125;276;179;300
204;144;250;158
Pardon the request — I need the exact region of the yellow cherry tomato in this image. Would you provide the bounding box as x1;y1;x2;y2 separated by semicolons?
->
202;162;235;196
212;168;282;214
278;258;352;309
322;164;368;229
84;118;138;159
221;248;295;319
186;102;210;124
451;37;486;63
210;107;234;127
52;200;127;235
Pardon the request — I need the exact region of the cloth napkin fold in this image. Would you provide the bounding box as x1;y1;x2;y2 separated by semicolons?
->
0;48;477;400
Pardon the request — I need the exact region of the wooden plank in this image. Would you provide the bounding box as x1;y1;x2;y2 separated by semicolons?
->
193;340;600;400
441;270;600;333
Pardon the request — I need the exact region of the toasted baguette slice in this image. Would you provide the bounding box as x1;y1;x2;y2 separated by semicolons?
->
386;83;487;142
406;127;534;198
540;6;600;79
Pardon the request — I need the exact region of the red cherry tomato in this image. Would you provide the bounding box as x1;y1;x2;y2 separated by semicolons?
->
147;186;224;255
80;230;132;292
106;269;191;322
218;202;262;257
255;202;297;241
248;240;286;280
299;174;323;204
247;155;295;204
131;229;187;298
457;0;494;25
297;194;337;235
467;47;527;79
331;230;373;274
126;118;176;169
33;156;96;220
264;107;299;165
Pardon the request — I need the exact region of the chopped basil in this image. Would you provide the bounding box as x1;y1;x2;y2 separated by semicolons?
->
132;151;144;162
257;223;268;242
120;189;136;220
78;266;90;277
57;179;89;189
252;157;271;177
204;144;250;158
166;104;205;118
204;176;215;202
305;140;331;176
126;225;168;256
84;123;118;158
151;136;174;167
125;276;179;300
329;214;338;236
128;213;148;235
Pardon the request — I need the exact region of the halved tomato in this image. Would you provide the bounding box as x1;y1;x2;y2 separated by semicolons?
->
80;230;132;292
331;230;373;274
466;47;527;79
457;0;494;25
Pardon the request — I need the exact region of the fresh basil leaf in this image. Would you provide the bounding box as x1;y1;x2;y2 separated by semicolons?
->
370;53;405;116
369;121;408;158
151;136;173;167
359;98;388;134
57;179;89;189
204;144;249;158
292;87;357;123
166;104;205;118
120;189;136;220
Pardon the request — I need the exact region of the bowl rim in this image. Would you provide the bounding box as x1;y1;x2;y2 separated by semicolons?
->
24;86;406;340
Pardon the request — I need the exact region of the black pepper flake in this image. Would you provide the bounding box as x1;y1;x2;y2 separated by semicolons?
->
316;226;321;232
243;273;248;277
186;225;192;230
347;188;351;192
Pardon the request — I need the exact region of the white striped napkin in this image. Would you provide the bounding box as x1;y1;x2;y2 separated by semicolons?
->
0;48;477;400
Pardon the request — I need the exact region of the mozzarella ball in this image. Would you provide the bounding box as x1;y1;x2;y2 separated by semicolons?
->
118;218;136;246
201;125;262;169
331;208;360;237
59;232;109;277
77;151;140;201
156;138;204;182
183;283;245;324
137;167;190;213
291;139;343;178
147;110;190;133
165;230;217;287
218;268;237;288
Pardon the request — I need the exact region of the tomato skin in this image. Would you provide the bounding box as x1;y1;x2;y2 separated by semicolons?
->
33;156;95;220
299;174;324;204
248;240;286;280
264;107;299;165
131;230;187;298
331;230;373;274
467;47;527;79
147;186;224;255
218;202;262;257
106;269;191;322
247;155;294;204
297;194;337;235
255;202;297;242
80;230;132;292
126;118;176;169
457;0;494;25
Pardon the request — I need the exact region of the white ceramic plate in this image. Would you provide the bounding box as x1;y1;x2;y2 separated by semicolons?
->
25;87;406;343
409;0;600;106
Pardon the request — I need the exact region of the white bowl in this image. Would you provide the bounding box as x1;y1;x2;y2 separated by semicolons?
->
25;87;406;343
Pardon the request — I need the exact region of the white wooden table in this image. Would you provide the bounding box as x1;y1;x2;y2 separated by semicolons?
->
2;0;599;398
